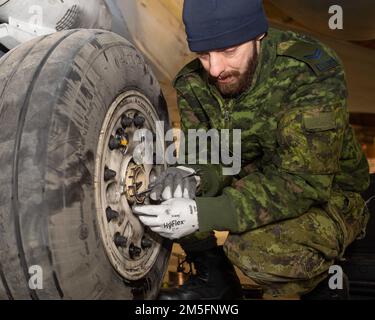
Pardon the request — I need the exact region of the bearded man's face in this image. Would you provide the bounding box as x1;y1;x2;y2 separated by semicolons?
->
198;40;260;98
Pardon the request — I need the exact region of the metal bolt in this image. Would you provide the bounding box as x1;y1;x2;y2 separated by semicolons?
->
129;243;142;258
116;128;126;136
121;116;133;128
141;237;153;249
106;207;119;222
104;167;117;181
114;233;127;248
134;115;145;128
109;135;121;150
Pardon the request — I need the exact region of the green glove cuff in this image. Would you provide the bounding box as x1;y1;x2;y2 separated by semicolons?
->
186;164;232;197
196;195;239;233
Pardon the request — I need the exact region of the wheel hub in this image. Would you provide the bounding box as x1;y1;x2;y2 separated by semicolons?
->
124;162;148;204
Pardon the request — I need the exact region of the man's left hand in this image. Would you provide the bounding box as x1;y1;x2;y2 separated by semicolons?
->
133;198;199;239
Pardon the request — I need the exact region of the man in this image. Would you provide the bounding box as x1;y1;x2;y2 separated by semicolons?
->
134;0;370;299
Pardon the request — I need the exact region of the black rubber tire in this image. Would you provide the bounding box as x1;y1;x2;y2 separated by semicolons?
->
0;29;171;300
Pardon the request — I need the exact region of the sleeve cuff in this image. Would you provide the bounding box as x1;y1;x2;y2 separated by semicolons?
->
187;164;228;197
195;195;239;233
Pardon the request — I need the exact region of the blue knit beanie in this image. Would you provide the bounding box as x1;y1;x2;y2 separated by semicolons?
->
183;0;269;52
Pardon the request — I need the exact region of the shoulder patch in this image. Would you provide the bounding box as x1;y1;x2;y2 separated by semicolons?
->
277;41;339;76
173;58;202;87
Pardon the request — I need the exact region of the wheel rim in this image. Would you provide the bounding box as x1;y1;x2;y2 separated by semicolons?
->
95;90;165;281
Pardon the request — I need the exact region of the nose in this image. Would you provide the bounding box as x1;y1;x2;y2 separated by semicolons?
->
208;53;226;78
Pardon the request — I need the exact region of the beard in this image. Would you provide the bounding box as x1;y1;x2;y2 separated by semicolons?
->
209;45;259;98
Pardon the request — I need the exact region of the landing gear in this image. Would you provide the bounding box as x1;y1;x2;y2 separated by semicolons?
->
0;29;171;300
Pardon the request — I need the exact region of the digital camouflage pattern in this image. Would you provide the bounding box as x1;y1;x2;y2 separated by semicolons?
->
173;28;370;296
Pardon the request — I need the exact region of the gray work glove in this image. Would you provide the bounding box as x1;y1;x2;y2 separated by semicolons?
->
133;198;199;239
149;166;200;201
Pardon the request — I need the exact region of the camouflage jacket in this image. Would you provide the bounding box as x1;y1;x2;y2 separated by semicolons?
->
173;28;370;233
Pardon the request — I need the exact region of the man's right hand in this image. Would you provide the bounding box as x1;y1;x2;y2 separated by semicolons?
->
149;166;200;201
